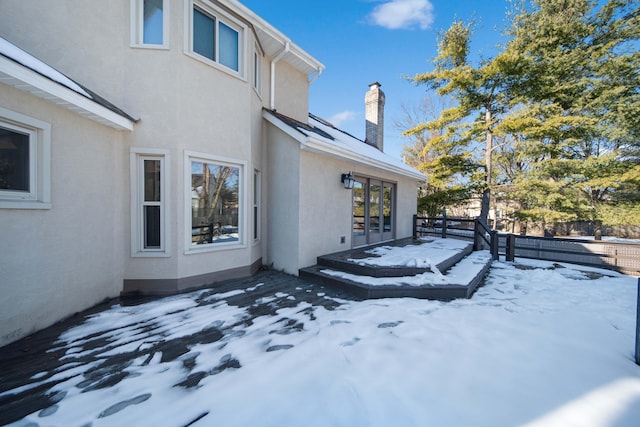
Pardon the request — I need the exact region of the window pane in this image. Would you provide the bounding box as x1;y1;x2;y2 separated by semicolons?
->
144;205;161;248
219;21;239;71
352;181;365;236
0;126;30;192
143;159;161;202
193;8;215;61
191;160;240;245
143;0;163;44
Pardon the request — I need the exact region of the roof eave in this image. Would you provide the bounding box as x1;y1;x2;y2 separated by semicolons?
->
223;0;325;78
0;56;135;131
303;136;426;182
263;110;426;182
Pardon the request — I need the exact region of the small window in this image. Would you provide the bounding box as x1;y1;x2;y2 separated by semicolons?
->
131;149;169;256
0;126;31;193
131;0;169;48
187;152;244;250
253;46;262;93
0;108;51;209
188;2;244;75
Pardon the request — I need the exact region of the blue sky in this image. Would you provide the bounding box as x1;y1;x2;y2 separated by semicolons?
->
241;0;511;160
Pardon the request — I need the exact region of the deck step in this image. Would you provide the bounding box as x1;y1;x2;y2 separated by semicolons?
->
300;250;493;301
316;238;473;278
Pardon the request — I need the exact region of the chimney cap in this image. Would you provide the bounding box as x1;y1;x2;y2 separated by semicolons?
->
368;81;382;89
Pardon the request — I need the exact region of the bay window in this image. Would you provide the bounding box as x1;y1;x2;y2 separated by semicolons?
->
187;152;244;250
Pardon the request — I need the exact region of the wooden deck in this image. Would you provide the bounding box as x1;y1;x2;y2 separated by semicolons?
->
299;237;492;301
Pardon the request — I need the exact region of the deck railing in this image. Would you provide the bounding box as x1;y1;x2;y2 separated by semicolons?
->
413;215;640;275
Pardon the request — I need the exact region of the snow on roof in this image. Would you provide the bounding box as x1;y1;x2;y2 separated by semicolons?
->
0;37;91;98
0;36;136;128
263;109;425;181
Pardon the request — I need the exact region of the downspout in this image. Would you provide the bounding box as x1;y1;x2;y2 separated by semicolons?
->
309;66;323;85
270;41;290;110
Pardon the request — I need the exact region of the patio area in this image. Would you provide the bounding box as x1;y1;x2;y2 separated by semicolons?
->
1;249;639;426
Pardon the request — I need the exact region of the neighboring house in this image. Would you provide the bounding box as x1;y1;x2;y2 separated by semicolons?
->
0;0;424;347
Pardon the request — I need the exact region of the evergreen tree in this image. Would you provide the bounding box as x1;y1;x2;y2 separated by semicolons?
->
500;0;640;235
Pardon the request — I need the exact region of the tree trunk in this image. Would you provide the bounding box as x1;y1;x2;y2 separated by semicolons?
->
594;221;602;240
479;108;493;225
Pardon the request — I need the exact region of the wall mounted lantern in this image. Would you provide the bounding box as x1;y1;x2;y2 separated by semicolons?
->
341;172;355;189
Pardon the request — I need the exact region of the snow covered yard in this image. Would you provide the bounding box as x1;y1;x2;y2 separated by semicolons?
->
2;257;640;426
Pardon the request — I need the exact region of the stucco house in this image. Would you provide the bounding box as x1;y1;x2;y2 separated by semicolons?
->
0;0;424;347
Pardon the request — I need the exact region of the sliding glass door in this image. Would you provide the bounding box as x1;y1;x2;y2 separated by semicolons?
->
352;176;395;247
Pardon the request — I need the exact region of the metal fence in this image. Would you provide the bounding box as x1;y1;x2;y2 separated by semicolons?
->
414;215;640;276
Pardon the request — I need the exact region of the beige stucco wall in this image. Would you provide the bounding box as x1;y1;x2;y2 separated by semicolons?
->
298;150;419;270
273;61;310;122
0;0;309;290
265;123;301;274
0;86;126;347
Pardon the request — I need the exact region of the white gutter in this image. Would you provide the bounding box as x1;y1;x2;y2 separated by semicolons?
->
270;41;290;110
309;66;323;85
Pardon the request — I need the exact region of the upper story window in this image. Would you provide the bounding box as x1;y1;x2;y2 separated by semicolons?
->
0;108;51;209
253;44;262;94
131;0;169;48
187;1;245;76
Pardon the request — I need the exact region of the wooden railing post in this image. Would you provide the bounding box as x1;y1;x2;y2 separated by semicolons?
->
506;234;516;262
636;277;640;366
473;219;480;251
490;230;499;260
413;214;417;239
441;208;447;239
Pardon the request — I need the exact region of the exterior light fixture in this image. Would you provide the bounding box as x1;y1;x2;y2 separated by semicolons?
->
341;172;355;189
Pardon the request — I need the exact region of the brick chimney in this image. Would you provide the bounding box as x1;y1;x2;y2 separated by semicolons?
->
365;82;385;151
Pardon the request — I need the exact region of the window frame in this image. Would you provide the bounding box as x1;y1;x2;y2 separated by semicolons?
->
130;148;170;257
184;150;247;254
185;0;247;78
0;107;51;210
253;169;261;242
130;0;170;49
253;43;262;95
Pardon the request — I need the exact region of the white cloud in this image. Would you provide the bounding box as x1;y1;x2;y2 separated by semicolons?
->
329;110;357;127
369;0;435;30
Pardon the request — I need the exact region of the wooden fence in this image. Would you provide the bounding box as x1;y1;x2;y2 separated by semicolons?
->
414;215;640;276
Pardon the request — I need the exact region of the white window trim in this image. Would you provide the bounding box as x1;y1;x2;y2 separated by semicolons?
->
184;0;248;80
0;107;51;210
130;0;170;49
130;148;171;257
184;150;247;254
253;169;261;243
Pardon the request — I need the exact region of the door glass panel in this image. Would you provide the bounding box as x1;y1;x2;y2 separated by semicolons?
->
383;185;392;232
352;180;365;237
369;182;380;234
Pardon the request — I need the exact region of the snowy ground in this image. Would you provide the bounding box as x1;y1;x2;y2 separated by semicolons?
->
3;250;640;426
